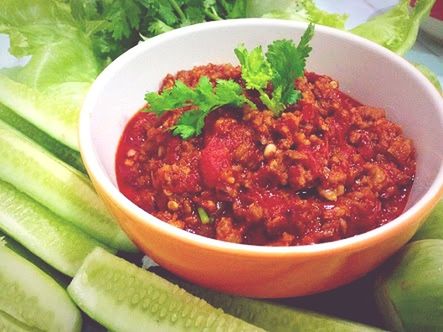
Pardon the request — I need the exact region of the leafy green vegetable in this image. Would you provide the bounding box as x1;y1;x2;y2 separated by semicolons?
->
145;77;252;139
245;0;436;56
66;0;247;61
67;0;144;63
245;0;348;29
413;63;443;94
351;0;436;55
236;23;314;116
234;45;273;91
139;0;246;25
0;0;101;150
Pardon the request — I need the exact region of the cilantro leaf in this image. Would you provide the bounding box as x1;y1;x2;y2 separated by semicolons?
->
147;19;174;36
193;76;220;107
295;22;315;67
266;39;303;106
145;77;252;139
145;81;196;115
172;109;205;139
266;23;314;113
234;23;315;116
234;44;279;112
68;0;145;61
215;79;253;107
234;45;273;91
67;0;245;62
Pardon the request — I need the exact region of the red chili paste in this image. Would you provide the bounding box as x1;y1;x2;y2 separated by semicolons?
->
116;64;415;246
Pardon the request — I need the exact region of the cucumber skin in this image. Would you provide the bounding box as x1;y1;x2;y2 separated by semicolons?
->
0;179;115;277
68;248;264;332
0;230;70;288
0;120;136;252
0;103;86;174
412;199;443;241
0;74;79;150
0;244;82;332
374;239;443;332
0;310;35;332
170;278;383;332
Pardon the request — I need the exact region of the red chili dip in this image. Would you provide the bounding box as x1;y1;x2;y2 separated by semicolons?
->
116;64;416;246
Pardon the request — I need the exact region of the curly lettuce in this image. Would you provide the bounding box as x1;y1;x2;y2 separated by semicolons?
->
351;0;436;55
0;0;101;150
245;0;348;29
245;0;436;56
414;63;442;93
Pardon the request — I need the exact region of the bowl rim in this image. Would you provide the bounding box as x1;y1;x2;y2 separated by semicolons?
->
80;18;443;256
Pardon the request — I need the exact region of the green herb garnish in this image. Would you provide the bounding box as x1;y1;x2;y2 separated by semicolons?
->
235;23;314;116
145;23;315;138
146;77;252;139
197;207;211;224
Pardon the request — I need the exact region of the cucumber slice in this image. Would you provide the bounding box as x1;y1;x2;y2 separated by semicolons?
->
178;280;383;332
0;74;80;150
68;248;263;332
0;242;82;332
0;230;70;288
0;103;86;174
412;199;443;241
0;179;115;276
0;120;136;252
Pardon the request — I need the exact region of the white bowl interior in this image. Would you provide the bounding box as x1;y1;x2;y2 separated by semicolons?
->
83;19;443;231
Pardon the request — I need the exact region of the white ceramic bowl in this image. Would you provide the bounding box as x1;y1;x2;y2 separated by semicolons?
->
80;19;443;298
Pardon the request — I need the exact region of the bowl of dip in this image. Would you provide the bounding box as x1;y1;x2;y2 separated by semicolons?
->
79;19;443;298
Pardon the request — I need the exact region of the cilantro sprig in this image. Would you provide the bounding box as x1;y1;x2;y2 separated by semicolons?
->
235;23;315;116
69;0;246;61
144;24;315;139
145;77;253;139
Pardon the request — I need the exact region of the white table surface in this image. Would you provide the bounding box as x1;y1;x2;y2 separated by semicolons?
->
1;1;442;87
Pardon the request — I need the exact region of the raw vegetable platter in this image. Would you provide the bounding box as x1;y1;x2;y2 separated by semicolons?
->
0;1;442;331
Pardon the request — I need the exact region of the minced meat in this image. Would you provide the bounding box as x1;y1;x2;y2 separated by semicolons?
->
116;64;415;246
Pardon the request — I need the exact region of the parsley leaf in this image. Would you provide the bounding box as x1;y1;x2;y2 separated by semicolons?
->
235;23;315;116
145;77;251;139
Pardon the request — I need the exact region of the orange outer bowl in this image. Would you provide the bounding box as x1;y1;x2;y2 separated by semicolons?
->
80;19;443;298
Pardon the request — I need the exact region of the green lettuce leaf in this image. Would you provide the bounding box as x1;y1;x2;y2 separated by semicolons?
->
351;0;436;55
245;0;348;29
413;63;442;94
0;0;101;150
